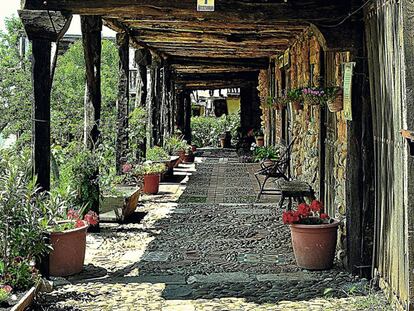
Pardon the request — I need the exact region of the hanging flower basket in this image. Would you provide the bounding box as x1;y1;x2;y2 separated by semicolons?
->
327;90;343;112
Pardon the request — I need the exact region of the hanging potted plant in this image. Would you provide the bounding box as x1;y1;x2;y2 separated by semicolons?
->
254;128;265;147
274;95;288;111
287;88;303;111
135;163;166;194
302;87;326;106
326;87;343;112
282;200;339;270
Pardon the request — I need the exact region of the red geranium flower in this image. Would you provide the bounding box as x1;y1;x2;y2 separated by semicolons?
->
297;203;310;217
320;213;330;220
310;200;323;213
75;219;85;228
67;209;80;220
122;163;133;174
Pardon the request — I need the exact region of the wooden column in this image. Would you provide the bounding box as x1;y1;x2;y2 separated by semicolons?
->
175;91;185;135
240;79;261;132
81;16;102;148
81;15;102;231
19;10;72;192
146;54;161;149
146;59;155;150
116;32;129;174
32;39;52;191
134;48;151;158
183;90;192;144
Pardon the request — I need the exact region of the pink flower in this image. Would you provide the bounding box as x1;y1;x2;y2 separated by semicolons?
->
84;211;99;226
2;285;12;293
67;209;80;220
122;163;133;174
75;219;86;228
297;203;310;217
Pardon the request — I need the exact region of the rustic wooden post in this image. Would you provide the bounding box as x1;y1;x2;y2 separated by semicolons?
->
146;54;162;149
134;48;151;158
175;91;185;135
32;39;52;191
116;32;130;174
19;10;72;192
183;90;192;144
81;15;102;231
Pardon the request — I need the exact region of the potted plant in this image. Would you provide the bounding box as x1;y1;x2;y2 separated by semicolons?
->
287;88;303;111
135;163;166;194
282;200;339;270
184;146;195;163
165;136;189;162
325;87;343;112
274;95;288;111
302;87;326;106
47;207;99;277
253;145;280;166
254;128;265;147
146;146;178;174
219;131;232;148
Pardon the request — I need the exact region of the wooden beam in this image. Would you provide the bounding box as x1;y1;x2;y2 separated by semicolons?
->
116;32;130;175
18;9;72;41
32;39;52;191
81;15;102;230
22;1;348;24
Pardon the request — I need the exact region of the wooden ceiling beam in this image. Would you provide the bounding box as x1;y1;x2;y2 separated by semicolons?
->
22;0;349;24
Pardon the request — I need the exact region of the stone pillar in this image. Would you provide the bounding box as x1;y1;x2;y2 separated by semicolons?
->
115;32;129;174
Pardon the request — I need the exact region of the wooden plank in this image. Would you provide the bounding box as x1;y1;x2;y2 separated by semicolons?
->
116;32;130;175
32;39;52;192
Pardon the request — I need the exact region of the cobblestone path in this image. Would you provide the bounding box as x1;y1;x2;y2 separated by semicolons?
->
33;154;390;310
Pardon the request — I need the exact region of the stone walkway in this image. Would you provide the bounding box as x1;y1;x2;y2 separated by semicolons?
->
32;152;391;310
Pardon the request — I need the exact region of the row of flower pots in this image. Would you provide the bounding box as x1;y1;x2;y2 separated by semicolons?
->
264;86;343;113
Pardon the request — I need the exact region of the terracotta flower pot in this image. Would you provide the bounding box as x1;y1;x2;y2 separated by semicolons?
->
177;150;186;161
184;154;195;163
256;137;264;147
290;220;339;270
143;173;160;194
291;101;303;111
49;221;88;277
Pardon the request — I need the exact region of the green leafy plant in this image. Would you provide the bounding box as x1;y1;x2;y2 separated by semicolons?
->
253;145;280;162
146;146;169;162
287;88;303;102
191;113;240;148
134;163;166;176
129;107;147;160
164;136;188;154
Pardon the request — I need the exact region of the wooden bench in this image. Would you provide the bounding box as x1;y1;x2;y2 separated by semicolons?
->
276;180;316;210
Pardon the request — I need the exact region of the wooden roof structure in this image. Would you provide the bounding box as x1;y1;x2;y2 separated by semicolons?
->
21;0;354;89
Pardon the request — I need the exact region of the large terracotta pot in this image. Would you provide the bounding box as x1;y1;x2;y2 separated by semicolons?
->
143;173;160;194
256;136;264;147
49;221;88;277
290;220;339;270
184;154;195;163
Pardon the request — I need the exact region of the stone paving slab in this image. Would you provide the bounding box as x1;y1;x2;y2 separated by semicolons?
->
32;152;391;311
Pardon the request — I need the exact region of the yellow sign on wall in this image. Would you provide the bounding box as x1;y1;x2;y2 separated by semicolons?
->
343;62;355;121
197;0;215;11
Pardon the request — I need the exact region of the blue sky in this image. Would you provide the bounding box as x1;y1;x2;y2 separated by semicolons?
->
0;1;115;36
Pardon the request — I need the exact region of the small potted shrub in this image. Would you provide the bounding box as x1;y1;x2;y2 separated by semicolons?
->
287;88;303;111
254;128;265;147
253;145;279;166
135;163;166;194
184;146;195;163
282;200;339;270
219;131;232;148
165;136;189;162
146;146;178;174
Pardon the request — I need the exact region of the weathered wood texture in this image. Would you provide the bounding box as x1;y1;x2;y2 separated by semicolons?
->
81;16;102;229
240;79;261;133
18;10;72;41
116;32;130;174
365;0;410;308
31;39;52;191
22;0;359;61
